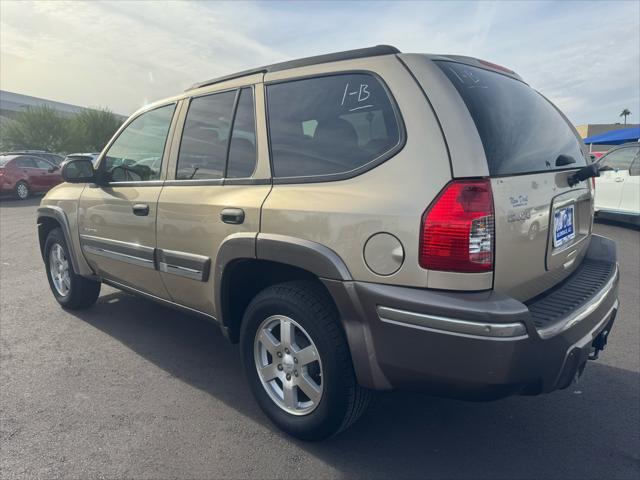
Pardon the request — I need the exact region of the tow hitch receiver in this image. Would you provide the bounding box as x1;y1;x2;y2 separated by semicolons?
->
589;329;610;360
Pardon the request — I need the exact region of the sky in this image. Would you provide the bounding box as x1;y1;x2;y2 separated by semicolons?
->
1;0;639;125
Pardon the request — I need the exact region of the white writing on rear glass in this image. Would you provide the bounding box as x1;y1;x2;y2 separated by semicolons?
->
341;83;373;112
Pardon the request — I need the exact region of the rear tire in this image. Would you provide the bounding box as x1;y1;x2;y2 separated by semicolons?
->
44;228;101;310
14;181;29;200
240;281;372;441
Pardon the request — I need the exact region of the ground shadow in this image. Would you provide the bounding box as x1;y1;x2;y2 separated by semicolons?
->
0;195;42;208
72;290;639;479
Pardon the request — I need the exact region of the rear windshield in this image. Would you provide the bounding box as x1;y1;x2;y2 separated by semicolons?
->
0;155;15;166
436;61;586;176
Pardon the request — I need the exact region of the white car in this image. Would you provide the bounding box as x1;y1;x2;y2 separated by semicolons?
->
594;143;640;225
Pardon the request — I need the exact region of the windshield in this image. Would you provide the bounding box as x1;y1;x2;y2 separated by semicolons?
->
436;61;586;176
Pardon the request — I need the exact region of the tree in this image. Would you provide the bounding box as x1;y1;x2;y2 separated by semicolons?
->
0;105;123;153
0;106;71;152
620;108;631;125
67;108;123;152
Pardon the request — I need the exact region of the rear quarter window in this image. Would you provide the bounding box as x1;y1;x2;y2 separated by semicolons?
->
436;61;586;176
266;73;403;179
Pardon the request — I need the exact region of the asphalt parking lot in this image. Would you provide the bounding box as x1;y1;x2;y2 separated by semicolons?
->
0;195;638;480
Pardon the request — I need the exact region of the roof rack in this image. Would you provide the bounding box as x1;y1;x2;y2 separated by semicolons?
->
187;45;400;91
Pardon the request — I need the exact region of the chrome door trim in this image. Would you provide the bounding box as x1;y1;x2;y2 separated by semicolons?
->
80;234;156;269
82;245;155;269
157;248;211;282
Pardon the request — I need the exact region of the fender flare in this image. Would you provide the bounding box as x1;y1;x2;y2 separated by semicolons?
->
214;232;352;324
37;206;82;274
256;233;352;281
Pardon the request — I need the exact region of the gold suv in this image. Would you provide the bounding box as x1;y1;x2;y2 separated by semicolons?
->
38;46;619;440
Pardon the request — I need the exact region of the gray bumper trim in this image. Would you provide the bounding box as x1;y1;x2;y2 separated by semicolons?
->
537;262;619;339
377;305;528;340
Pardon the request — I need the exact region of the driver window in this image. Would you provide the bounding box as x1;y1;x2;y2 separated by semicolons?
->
102;104;176;182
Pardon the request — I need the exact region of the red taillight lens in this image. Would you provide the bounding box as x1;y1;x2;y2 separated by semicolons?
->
0;168;4;176
419;179;494;273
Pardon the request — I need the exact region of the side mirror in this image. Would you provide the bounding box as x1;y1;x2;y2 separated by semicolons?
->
48;165;59;173
568;163;600;187
61;158;96;183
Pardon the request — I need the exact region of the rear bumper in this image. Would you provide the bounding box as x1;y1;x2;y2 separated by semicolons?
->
323;234;619;398
0;178;13;192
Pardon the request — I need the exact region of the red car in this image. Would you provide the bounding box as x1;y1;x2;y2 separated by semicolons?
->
0;154;63;200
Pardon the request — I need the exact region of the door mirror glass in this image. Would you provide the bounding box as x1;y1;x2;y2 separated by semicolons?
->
61;158;96;183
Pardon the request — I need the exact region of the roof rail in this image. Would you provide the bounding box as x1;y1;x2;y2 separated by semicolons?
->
187;45;400;91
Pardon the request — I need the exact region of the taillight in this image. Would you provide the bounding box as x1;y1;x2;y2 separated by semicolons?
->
419;179;494;273
0;168;4;176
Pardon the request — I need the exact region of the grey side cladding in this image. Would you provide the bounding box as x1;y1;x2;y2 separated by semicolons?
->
214;232;259;325
256;233;352;281
158;249;211;282
37;206;82;274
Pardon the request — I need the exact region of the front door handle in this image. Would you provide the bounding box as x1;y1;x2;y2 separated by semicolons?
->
132;204;150;216
614;177;624;182
220;208;245;224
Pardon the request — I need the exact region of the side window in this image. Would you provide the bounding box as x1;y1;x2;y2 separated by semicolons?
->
600;147;638;171
103;103;175;182
266;73;401;178
227;88;257;178
16;157;37;168
34;158;52;169
176;91;236;180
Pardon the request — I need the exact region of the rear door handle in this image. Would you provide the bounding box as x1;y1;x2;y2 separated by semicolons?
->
132;204;150;216
220;208;245;224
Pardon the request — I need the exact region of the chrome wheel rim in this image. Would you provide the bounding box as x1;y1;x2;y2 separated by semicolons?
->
16;183;28;199
254;315;323;415
49;243;70;296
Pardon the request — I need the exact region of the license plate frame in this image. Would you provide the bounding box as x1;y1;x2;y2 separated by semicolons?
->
553;205;576;248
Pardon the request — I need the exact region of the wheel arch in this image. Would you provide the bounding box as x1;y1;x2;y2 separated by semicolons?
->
37;206;90;276
215;233;352;343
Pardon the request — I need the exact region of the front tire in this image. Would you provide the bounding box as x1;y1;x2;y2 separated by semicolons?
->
240;281;371;440
44;228;101;309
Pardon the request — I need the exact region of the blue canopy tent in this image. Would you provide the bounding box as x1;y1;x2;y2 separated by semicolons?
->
583;127;640;146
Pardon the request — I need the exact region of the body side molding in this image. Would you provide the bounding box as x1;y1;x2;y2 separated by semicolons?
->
158;249;211;282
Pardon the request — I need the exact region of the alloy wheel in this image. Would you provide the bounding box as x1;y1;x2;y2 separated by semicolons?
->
254;315;323;415
16;183;28;200
49;243;70;296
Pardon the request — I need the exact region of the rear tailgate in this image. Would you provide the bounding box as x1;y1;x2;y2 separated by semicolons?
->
408;56;593;301
492;173;592;300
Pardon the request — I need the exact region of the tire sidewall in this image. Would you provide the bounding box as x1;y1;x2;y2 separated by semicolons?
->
241;292;351;440
44;229;76;307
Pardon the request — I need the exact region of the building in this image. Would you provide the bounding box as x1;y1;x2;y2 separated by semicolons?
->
0;90;125;121
575;123;639;152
